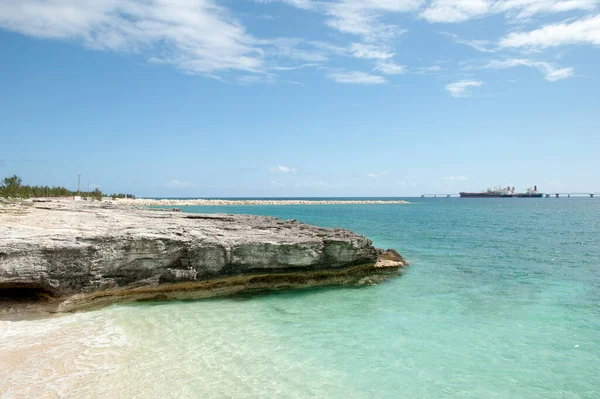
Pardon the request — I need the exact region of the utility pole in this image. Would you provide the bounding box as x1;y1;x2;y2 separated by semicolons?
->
77;174;81;195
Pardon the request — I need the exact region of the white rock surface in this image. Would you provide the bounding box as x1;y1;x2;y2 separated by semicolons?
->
0;200;406;315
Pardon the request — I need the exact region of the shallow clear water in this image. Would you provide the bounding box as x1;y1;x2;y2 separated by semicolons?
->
2;198;600;398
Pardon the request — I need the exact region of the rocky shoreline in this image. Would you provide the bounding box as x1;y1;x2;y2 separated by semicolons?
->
0;200;407;318
115;198;410;206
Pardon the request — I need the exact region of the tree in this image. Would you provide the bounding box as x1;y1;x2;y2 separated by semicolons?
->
0;175;130;200
92;188;103;201
1;174;22;189
1;175;22;197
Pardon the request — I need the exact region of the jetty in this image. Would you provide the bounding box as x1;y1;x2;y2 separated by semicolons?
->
420;194;461;198
544;193;597;198
421;193;598;198
115;198;410;206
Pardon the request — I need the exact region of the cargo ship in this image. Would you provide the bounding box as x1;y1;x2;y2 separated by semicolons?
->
460;186;542;198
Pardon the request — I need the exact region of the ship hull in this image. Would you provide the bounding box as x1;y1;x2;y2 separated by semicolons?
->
459;192;513;198
459;192;544;198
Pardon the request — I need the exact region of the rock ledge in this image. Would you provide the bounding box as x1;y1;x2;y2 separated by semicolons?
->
0;200;407;316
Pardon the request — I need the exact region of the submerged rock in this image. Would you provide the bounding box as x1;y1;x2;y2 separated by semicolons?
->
0;201;407;316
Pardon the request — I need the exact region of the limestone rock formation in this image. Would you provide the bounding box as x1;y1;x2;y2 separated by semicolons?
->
0;200;407;316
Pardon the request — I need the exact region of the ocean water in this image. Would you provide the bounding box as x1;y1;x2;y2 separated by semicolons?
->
2;198;600;398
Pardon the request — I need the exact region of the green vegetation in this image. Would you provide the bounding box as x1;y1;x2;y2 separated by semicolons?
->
110;193;136;200
0;175;134;200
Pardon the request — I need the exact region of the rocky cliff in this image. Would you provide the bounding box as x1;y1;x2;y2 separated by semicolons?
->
0;200;407;316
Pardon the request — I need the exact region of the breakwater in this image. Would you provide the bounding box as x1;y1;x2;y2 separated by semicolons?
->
115;198;410;206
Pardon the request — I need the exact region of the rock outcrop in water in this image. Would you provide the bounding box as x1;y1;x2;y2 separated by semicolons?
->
0;200;407;316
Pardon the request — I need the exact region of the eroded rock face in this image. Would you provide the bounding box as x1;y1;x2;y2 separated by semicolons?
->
0;201;407;315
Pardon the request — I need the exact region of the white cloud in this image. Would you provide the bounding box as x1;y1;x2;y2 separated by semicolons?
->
258;0;315;10
499;14;600;49
494;0;597;20
485;58;574;81
264;0;419;41
237;75;277;85
441;32;496;52
350;42;394;59
269;165;296;173
442;175;468;181
327;71;387;84
459;39;495;52
324;1;415;41
270;180;287;188
421;0;490;23
413;65;442;74
420;0;597;23
265;38;330;63
271;63;321;71
0;0;266;77
367;171;387;178
264;38;398;65
166;180;196;188
445;80;483;97
374;61;407;75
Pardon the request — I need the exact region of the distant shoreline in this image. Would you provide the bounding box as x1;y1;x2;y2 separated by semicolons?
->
115;198;410;206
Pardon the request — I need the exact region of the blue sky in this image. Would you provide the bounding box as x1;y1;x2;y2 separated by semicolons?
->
0;0;598;197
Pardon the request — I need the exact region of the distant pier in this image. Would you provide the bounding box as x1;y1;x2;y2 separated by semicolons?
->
420;194;461;198
544;193;597;198
421;193;598;198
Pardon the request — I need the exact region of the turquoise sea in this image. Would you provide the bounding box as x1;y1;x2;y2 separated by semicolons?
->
1;198;600;398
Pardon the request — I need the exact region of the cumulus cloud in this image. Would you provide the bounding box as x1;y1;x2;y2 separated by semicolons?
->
485;58;574;81
326;71;387;84
445;80;483;98
269;165;296;173
499;14;600;49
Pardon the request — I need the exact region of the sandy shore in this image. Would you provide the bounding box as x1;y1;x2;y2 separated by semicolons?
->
114;198;410;206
